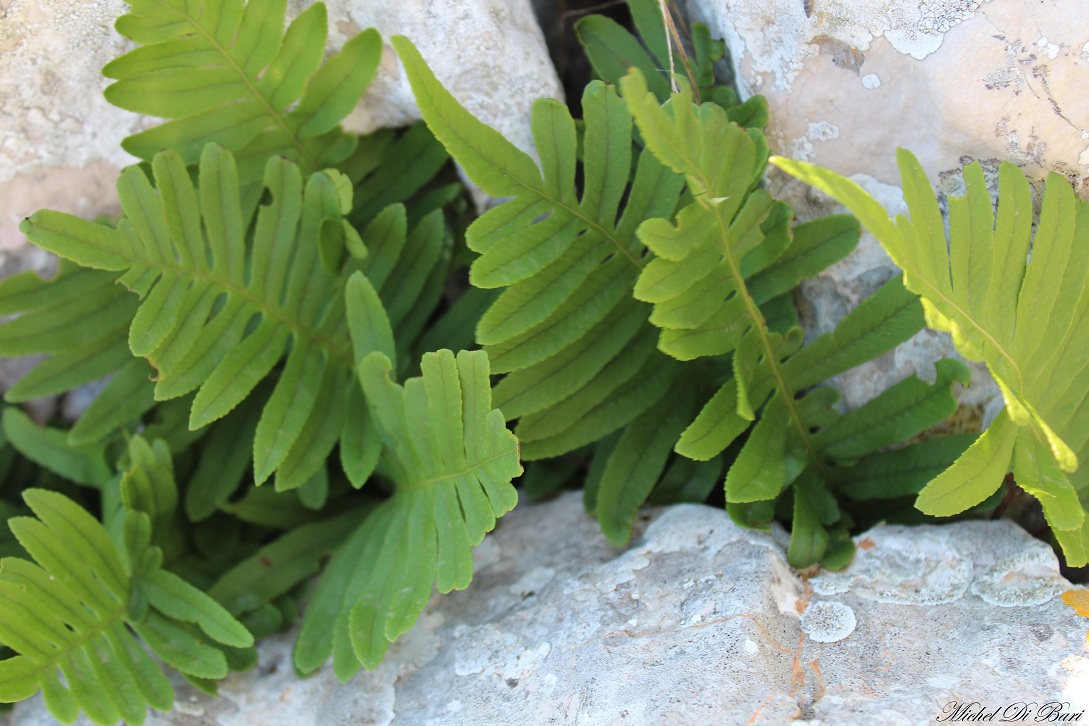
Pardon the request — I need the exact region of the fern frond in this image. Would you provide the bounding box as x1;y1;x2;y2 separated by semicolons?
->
0;487;251;725
21;145;367;490
393;35;693;461
772;150;1089;565
295;348;520;679
613;69;963;563
575;0;756;118
104;0;381;188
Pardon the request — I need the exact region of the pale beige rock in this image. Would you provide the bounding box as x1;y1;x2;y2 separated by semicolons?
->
683;0;1089;416
8;492;1087;725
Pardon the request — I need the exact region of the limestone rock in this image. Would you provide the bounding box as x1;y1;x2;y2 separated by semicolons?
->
0;0;560;250
681;0;1089;417
8;492;1087;724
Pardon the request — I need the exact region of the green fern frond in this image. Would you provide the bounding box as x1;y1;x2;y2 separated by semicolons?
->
0;487;251;725
104;0;381;188
1;409;113;489
21;144;366;490
772;150;1089;565
612;69;968;563
294;348;520;679
393;35;692;462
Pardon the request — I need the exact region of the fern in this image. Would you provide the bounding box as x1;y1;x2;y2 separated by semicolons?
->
0;487;251;725
0;261;143;413
18;141;460;493
294;348;521;679
21;145;363;489
396;27;966;564
773;150;1089;565
394;35;698;459
104;0;381;190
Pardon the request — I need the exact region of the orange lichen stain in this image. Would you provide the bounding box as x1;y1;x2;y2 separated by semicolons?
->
857;537;876;551
1062;589;1089;617
1062;589;1089;643
795;580;814;615
810;657;825;702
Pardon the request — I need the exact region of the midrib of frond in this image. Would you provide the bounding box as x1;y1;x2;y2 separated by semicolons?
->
707;201;833;480
643;119;833;478
127;252;354;371
155;0;320;171
396;447;518;492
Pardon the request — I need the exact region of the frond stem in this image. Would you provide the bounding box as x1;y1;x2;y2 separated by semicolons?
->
708;202;833;480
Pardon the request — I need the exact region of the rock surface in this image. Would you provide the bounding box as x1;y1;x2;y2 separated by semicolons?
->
9;491;1087;725
0;0;561;249
682;0;1089;417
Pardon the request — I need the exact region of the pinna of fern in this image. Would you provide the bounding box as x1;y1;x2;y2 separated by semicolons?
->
773;150;1089;566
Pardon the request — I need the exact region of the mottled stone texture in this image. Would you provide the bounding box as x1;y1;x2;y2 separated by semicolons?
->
0;0;560;249
9;492;1088;725
683;0;1089;419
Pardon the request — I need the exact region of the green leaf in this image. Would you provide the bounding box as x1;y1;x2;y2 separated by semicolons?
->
120;436;178;541
915;410;1017;515
396;36;701;460
815;359;969;462
207;512;360;617
105;1;381;184
22;145;359;486
575;15;672;102
774;150;1089;562
0;490;240;724
834;435;976;500
296;349;521;674
0;264;137;404
596;380;696;545
788;472;831;567
185;396;262;521
391;36;542;198
69;358;157;446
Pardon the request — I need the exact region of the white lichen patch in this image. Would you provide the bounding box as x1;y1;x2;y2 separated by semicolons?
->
811;528;974;605
453;624;552;679
683;0;987;97
1036;36;1062;60
971;547;1067;607
861;73;882;89
801;601;857;643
